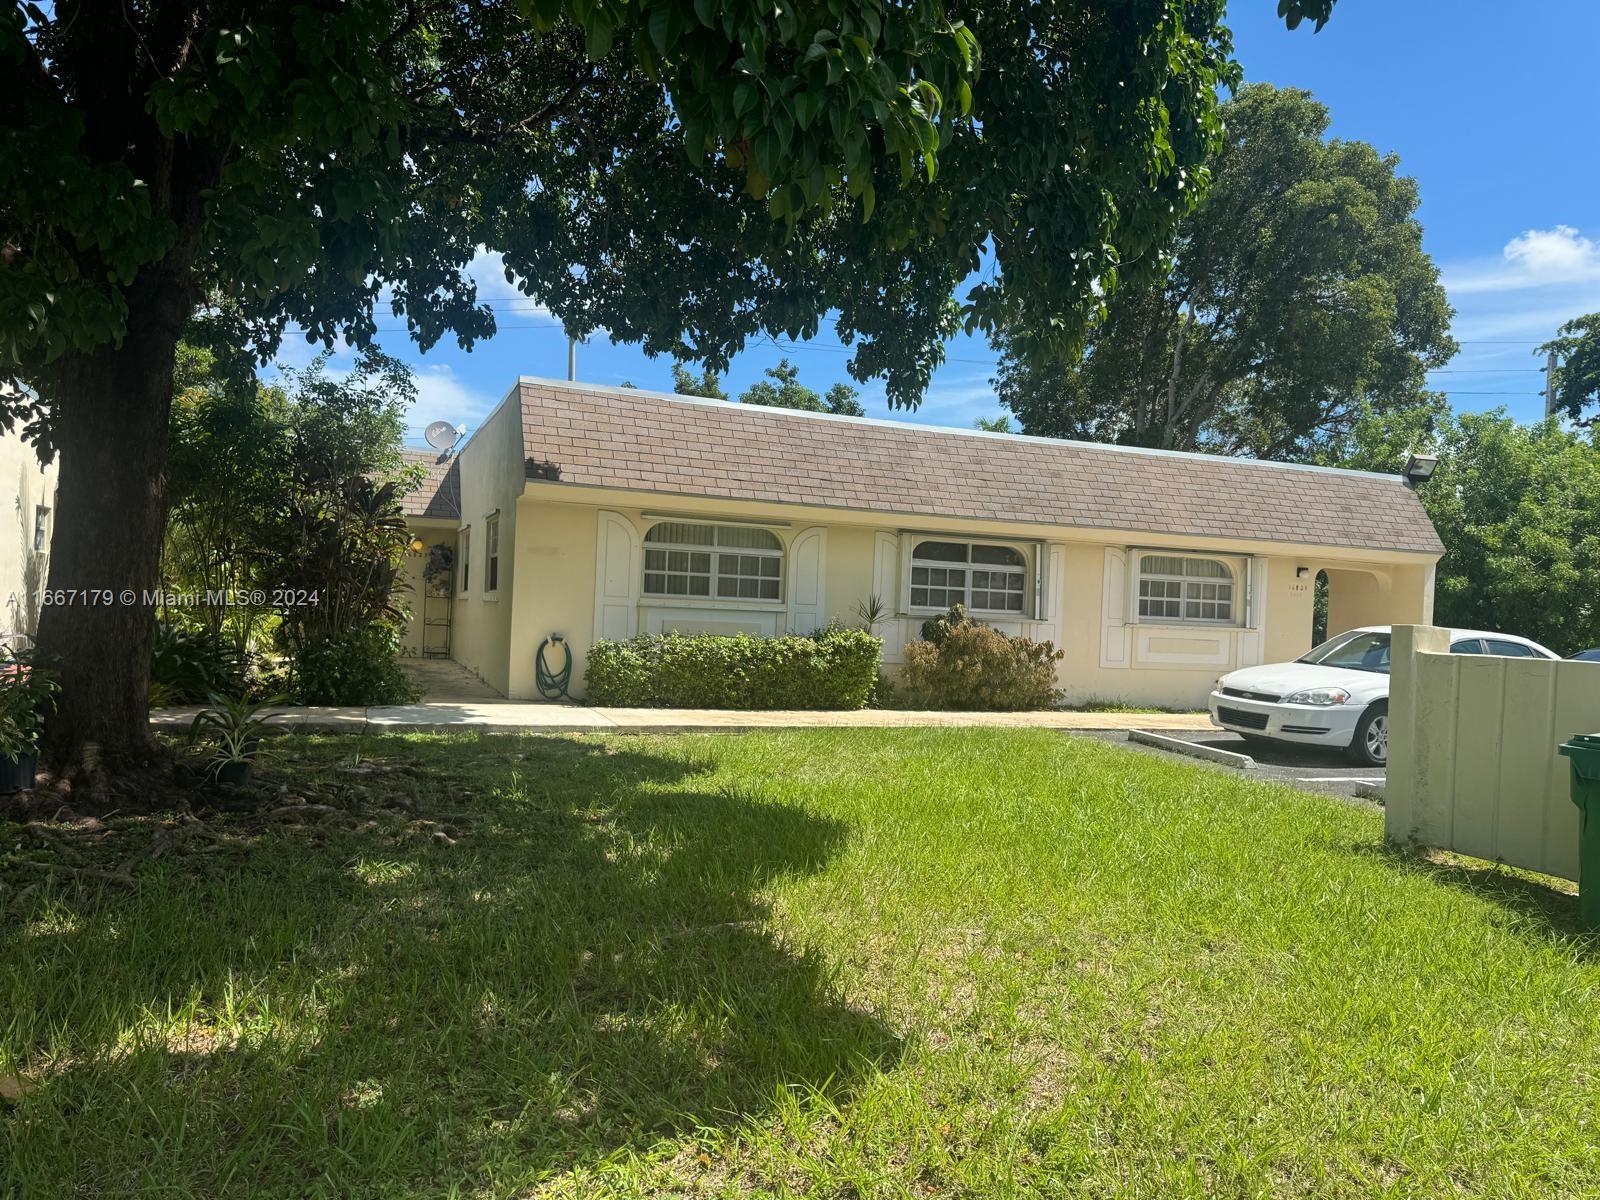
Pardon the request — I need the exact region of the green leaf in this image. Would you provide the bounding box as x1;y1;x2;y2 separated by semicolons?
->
649;5;672;54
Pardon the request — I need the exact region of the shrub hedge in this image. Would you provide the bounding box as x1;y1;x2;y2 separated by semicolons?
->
293;625;423;706
900;604;1064;711
585;627;881;709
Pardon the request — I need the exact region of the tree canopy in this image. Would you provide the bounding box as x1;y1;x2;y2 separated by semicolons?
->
1540;313;1600;425
737;359;865;416
0;0;1294;414
1421;414;1600;656
670;364;729;401
994;84;1453;458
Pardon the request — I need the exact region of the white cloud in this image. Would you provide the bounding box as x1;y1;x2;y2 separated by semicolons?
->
888;371;1002;430
1444;225;1600;295
465;246;556;319
409;362;497;428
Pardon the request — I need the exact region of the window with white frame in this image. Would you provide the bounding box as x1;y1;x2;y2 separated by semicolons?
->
643;522;783;601
909;540;1027;613
1136;554;1235;623
484;513;500;593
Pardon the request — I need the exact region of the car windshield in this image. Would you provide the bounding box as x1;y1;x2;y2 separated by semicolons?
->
1298;631;1392;674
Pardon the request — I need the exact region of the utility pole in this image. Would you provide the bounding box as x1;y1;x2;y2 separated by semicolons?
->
567;336;577;382
1545;348;1558;419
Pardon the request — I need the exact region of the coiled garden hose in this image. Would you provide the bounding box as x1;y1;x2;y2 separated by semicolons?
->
535;635;572;700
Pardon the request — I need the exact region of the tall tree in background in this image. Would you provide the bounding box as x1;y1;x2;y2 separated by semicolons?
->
1332;406;1600;655
995;84;1453;459
1540;313;1600;424
1423;414;1600;655
739;359;866;416
2;1;1328;765
670;364;728;401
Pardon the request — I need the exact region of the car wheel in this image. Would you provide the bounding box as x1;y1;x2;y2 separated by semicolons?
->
1348;702;1388;767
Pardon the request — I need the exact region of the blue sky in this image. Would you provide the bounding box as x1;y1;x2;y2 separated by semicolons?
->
278;2;1600;449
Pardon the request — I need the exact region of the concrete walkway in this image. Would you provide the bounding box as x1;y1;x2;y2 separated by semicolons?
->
151;700;1215;735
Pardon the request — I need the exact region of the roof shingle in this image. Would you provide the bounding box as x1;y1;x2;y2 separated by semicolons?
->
399;448;460;520
511;379;1443;555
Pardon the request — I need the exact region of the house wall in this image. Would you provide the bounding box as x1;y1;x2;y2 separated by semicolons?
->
0;429;58;641
402;390;528;697
489;491;1437;707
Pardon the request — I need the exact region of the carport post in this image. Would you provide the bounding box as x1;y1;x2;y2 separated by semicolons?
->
1385;624;1450;847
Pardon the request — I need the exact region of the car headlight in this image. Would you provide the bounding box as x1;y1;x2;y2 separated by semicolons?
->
1284;687;1351;706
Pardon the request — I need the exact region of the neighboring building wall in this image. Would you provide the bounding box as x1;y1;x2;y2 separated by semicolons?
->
1388;624;1599;882
498;493;1437;707
0;430;57;641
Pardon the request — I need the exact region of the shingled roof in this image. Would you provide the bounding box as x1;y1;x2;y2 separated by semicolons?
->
399;448;460;520
508;378;1443;555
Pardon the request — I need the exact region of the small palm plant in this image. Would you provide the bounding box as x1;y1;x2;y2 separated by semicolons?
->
854;594;888;632
187;693;285;785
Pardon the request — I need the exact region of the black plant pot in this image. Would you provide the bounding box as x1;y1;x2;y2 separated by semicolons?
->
0;752;36;794
216;760;253;787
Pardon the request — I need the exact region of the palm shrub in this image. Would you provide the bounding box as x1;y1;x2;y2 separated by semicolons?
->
901;605;1064;711
148;621;243;707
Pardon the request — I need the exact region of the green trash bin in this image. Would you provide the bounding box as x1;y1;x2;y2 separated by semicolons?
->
1559;733;1600;930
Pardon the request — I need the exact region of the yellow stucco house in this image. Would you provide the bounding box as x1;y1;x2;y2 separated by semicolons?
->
399;377;1442;707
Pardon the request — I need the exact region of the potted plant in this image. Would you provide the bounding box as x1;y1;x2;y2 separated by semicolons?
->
0;658;58;793
187;693;284;785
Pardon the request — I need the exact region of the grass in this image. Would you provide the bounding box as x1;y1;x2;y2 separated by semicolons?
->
3;729;1599;1197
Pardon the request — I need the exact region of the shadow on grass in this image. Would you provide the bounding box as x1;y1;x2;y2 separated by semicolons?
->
3;734;896;1194
1359;840;1594;947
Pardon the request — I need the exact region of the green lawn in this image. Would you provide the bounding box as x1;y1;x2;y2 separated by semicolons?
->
3;730;1598;1197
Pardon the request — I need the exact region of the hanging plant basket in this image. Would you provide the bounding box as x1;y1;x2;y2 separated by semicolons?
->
423;543;455;589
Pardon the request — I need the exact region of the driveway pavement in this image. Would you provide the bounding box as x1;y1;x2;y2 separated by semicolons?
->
1081;728;1386;804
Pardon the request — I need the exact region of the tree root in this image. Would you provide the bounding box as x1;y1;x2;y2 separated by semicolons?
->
12;859;135;885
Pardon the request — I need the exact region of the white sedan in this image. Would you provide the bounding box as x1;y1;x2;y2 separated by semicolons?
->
1208;625;1559;767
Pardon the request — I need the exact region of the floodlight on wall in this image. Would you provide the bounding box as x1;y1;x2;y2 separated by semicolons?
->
1402;453;1439;488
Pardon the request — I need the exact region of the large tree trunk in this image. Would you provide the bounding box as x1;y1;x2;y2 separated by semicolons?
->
34;271;190;767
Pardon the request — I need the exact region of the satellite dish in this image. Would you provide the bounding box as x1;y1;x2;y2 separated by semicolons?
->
424;420;461;451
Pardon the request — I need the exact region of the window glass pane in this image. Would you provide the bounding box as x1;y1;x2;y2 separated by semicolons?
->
1142;555;1188;576
689;576;710;597
1183;557;1230;579
716;577;737;598
1486;639;1534;657
645;573;667;593
971;544;1023;566
760;559;780;578
645;522;716;546
715;526;782;551
759;579;780;599
914;541;968;563
910;587;929;606
1451;640;1486;655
